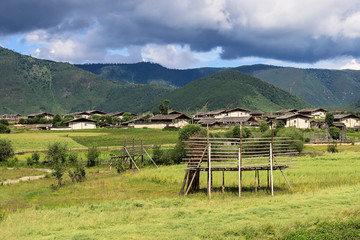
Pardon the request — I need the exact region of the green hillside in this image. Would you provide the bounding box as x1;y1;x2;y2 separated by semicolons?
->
76;63;360;108
0;47;171;115
236;65;360;107
163;70;312;112
76;62;224;87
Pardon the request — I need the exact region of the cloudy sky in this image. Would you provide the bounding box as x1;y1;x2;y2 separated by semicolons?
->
2;0;360;69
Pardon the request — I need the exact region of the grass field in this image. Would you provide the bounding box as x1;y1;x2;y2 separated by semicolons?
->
1;151;360;239
2;128;179;152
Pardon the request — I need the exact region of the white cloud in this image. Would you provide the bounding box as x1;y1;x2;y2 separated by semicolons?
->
141;44;199;69
340;59;360;70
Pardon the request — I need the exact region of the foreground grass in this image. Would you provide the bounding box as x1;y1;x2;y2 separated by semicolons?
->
0;151;360;239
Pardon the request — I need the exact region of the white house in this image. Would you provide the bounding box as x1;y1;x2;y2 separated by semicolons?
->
126;113;191;129
64;118;97;130
276;113;311;129
334;114;360;128
224;107;251;118
297;108;327;119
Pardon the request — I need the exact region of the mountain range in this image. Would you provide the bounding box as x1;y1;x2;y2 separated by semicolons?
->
77;62;360;108
1;46;359;115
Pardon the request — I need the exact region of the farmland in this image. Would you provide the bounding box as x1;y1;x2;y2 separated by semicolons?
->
0;128;360;239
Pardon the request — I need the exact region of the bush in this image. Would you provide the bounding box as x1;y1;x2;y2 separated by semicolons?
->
0;139;14;162
260;123;269;133
0;119;9;126
87;146;100;167
152;145;174;165
31;152;40;164
68;164;86;183
325;112;334;125
230;126;252;138
304;137;310;143
0;124;10;134
329;126;341;140
68;152;78;166
327;143;338;153
276;127;304;152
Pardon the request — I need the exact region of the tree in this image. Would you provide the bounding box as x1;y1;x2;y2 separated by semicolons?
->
259;122;269;133
325;112;334;125
276;127;304;152
87;146;100;167
0;139;14;162
52;114;62;124
0;119;9;126
158;99;170;115
329;126;341;140
230;126;252;138
0;124;11;134
46;142;68;187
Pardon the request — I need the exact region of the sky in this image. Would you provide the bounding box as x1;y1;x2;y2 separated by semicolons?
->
2;0;360;70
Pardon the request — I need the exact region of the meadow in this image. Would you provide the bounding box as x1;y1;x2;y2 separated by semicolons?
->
1;150;360;239
0;127;360;239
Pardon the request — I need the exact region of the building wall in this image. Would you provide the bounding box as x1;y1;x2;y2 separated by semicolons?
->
286;117;310;129
130;120;189;129
340;118;360;128
227;111;250;117
69;122;97;130
312;111;326;119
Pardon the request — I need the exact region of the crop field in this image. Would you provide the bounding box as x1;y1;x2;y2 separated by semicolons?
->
1;149;360;239
2;128;179;152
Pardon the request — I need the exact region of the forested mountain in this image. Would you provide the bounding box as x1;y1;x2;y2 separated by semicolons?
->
76;62;225;87
77;62;360;108
0;47;171;115
162;71;312;113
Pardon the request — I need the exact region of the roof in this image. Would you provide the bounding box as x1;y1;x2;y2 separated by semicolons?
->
86;110;107;115
28;112;54;117
150;113;191;120
250;110;264;115
168;110;185;115
72;111;91;115
64;118;97;124
207;110;226;115
334;114;360;120
225;107;250;113
220;117;254;123
274;109;298;114
198;118;219;124
276;113;311;120
298;108;327;113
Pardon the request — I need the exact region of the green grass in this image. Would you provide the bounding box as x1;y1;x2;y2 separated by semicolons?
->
0;167;47;182
1;128;179;152
0;152;360;239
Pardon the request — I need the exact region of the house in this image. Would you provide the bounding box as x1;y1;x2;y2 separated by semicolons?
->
126;113;191;129
64;118;97;130
28;112;54;120
297;108;327;119
250;110;264;119
224;107;251;118
333;114;360;128
219;116;258;126
71;111;92;119
276;113;311;129
1;114;22;121
274;109;298;116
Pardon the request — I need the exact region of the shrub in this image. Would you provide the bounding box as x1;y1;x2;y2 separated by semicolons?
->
304;137;310;143
68;152;78;166
325;112;334;125
68;164;86;183
0;124;10;134
0;119;9;126
260;122;269;133
152;145;174;165
327;143;338;153
0;139;14;162
329;126;341;140
31;152;40;164
276;127;304;152
87;146;100;167
231;126;252;138
26;157;34;166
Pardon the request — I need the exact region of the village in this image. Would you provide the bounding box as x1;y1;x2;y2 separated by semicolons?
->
2;107;359;133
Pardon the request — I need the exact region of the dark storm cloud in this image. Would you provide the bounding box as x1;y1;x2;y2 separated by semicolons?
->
3;0;360;65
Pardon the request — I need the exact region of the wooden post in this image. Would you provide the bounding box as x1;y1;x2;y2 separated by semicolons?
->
267;170;270;191
255;170;258;193
141;137;144;168
257;170;260;189
208;142;212;199
222;170;225;194
239;125;243;198
270;142;274;196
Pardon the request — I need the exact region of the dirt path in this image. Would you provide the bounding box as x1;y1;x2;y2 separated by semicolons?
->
1;168;52;185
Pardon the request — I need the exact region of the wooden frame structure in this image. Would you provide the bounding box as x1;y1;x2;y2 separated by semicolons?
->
179;128;298;198
110;137;158;171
